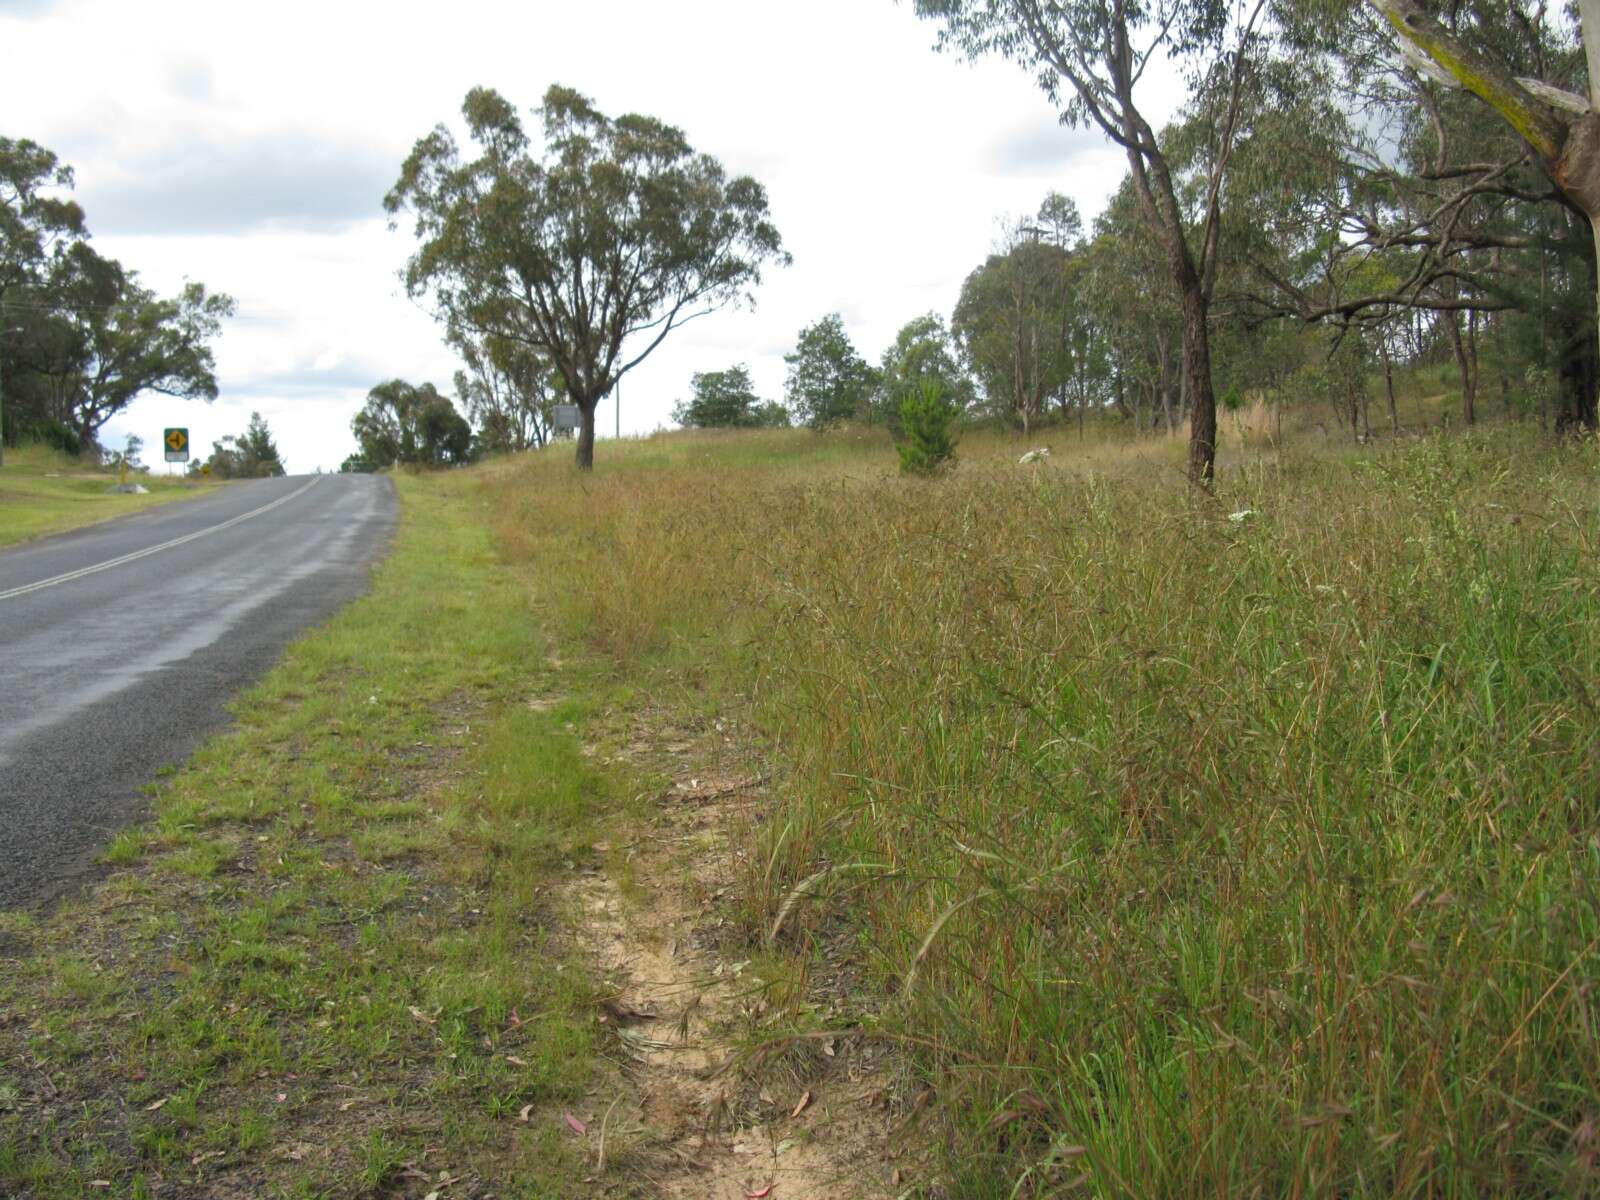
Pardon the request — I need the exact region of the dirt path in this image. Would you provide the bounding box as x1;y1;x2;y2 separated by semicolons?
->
559;714;901;1199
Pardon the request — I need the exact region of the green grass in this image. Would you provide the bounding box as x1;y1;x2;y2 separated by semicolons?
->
489;416;1600;1196
0;470;632;1197
0;442;217;549
7;390;1590;1195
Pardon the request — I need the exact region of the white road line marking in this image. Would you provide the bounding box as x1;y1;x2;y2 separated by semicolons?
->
0;477;322;603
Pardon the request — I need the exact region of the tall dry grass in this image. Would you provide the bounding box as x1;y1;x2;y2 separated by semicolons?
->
490;423;1600;1196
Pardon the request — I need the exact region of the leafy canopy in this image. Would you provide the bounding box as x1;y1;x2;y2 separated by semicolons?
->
951;232;1076;428
784;313;877;428
896;380;961;475
386;85;789;465
352;379;473;469
197;412;286;479
2;138;232;450
674;364;765;428
876;313;974;429
0;137;85;295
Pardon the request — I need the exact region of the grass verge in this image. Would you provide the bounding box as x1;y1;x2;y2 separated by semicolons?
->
0;443;217;549
488;421;1600;1197
0;470;629;1198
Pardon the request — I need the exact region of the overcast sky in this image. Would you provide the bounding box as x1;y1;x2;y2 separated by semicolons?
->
1;0;1183;471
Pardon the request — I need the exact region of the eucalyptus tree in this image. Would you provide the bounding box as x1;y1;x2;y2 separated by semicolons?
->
3;139;233;454
1084;184;1183;431
0;137;84;297
784;313;877;427
1028;192;1109;433
953;224;1076;435
353;379;473;468
58;250;233;445
875;313;975;429
1035;189;1084;249
673;364;764;428
449;320;556;453
1225;2;1588;425
916;0;1275;483
11;241;233;446
387;86;788;468
1360;0;1600;425
1058;252;1113;433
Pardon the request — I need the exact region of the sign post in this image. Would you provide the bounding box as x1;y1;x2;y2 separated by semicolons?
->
551;405;580;439
163;428;190;465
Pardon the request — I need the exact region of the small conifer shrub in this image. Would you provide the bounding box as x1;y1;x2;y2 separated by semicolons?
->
895;381;959;475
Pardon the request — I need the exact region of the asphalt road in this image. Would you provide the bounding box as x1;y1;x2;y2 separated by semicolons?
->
0;473;397;908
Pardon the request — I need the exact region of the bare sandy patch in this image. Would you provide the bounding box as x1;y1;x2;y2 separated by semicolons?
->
561;718;903;1199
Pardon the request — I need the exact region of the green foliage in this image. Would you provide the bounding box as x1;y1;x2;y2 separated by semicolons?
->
450;323;559;454
894;381;960;474
12;417;83;456
875;314;974;432
0;136;84;295
1;138;232;450
783;313;876;428
673;364;765;428
951;230;1076;431
351;380;473;469
104;433;144;473
196;412;286;478
386;84;788;467
750;399;791;428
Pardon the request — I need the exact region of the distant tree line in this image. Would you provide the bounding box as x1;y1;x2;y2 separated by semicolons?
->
683;0;1600;482
906;0;1600;481
341;379;473;472
672;365;789;429
0;137;233;458
377;3;1600;477
190;412;286;479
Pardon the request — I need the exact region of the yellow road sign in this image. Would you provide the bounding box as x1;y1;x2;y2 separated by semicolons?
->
163;427;189;463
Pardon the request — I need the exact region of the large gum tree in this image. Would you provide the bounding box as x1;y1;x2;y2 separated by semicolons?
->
386;86;788;469
1366;0;1600;428
916;0;1271;485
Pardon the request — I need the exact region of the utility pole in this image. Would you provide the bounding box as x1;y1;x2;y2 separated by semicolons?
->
615;376;621;440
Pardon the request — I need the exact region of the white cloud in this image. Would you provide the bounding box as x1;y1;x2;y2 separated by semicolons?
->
3;0;1182;470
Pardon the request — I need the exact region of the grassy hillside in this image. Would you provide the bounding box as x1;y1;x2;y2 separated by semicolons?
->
0;443;216;549
489;414;1600;1196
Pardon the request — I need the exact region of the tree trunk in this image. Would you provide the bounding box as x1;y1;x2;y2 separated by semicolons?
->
1381;338;1400;434
1586;212;1600;429
1155;330;1175;436
1180;285;1217;485
1557;319;1600;431
1446;310;1477;426
575;400;597;469
1491;312;1512;418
